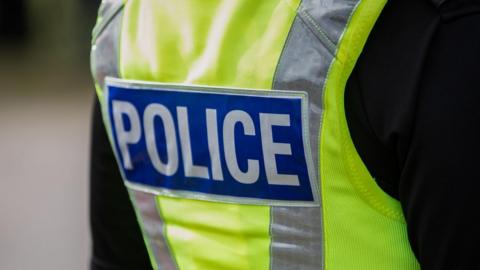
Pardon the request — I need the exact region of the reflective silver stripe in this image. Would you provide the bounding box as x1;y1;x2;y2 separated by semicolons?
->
271;0;360;269
270;207;323;270
91;2;123;90
131;189;178;270
299;0;358;48
272;16;331;172
92;0;125;42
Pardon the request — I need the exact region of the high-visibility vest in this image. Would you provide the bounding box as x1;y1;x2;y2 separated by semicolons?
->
91;0;420;269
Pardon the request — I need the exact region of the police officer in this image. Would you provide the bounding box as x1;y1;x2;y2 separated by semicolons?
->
89;0;480;269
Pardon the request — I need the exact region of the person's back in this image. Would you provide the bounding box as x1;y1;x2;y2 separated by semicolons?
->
89;0;480;269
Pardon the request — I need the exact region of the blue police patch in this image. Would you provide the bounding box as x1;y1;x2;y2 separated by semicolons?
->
103;78;318;206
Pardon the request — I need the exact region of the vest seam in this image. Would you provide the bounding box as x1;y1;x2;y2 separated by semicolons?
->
296;10;337;56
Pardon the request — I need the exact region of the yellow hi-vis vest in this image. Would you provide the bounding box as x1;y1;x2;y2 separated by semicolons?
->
91;0;420;269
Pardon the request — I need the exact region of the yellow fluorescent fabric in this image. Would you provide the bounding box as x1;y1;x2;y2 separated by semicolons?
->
157;197;271;270
120;0;300;269
321;1;420;269
120;0;300;89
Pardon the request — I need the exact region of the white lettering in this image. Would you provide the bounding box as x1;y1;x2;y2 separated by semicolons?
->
260;113;300;186
144;104;179;176
113;98;303;188
112;100;141;170
206;109;224;181
177;107;210;179
223;110;259;184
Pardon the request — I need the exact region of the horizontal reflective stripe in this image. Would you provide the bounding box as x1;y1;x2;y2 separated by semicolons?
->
103;77;319;206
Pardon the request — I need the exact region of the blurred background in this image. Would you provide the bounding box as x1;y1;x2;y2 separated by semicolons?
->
0;0;100;269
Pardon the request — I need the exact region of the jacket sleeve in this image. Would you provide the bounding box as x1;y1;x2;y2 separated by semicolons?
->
398;10;480;270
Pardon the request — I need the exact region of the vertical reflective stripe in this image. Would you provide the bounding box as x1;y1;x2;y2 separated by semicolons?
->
270;207;323;270
131;189;178;270
91;2;123;94
299;0;358;47
92;0;125;42
273;15;332;172
272;0;359;171
271;1;360;269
